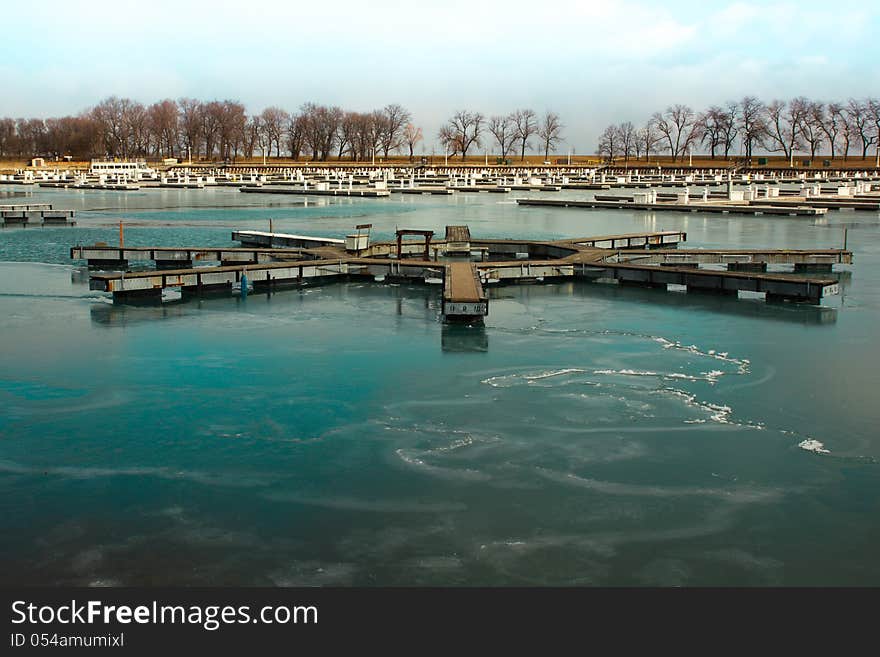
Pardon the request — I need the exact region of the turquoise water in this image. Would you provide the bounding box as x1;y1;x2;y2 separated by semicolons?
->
1;185;879;585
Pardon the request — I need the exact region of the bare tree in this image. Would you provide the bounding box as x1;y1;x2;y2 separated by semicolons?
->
616;122;635;166
200;101;224;159
718;102;739;158
867;98;880;161
241;116;260;159
438;110;484;160
43;115;97;158
847;98;877;158
652;104;697;161
259;107;290;157
738;96;765;159
538;111;564;160
91;96;129;157
763;98;808;159
816;102;841;159
798;101;824;159
378;104;411;157
635;123;659;161
696;106;724;159
512;108;537;161
214;101;247;161
336;111;358;160
122;101;148;156
178;98;203;160
147;99;179;158
839;107;856;161
300;103;343;161
0;118;16;156
597;125;618;164
403;123;423;161
286;113;305;160
488;114;516;158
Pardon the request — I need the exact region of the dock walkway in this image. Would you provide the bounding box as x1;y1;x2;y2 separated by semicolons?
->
517;198;827;216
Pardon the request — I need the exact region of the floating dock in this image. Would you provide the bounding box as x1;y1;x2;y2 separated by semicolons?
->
70;245;314;269
79;225;849;320
443;263;488;321
88;259;355;297
2;205;76;227
239;186;391;198
516;198;827;216
231;230;345;249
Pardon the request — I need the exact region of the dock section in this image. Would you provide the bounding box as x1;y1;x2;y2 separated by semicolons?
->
2;204;76;227
442;263;488;322
231;230;345;249
71;245;314;269
604;248;853;272
88;259;356;299
516;198;827;216
79;225;849;312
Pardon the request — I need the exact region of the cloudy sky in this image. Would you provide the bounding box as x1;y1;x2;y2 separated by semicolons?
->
2;0;878;152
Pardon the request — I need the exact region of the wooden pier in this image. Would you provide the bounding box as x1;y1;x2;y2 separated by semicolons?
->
443;263;488;322
78;225;849;319
231;230;345;249
2;204;76;227
239;186;391;198
88;258;356;297
603;248;852;270
70;245;314;269
516;198;827;216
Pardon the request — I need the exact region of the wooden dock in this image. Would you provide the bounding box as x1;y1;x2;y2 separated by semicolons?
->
88;258;356;297
0;203;53;211
442;263;488;323
2;205;76;227
70;245;314;268
516;198;827;216
604;248;852;270
231;230;345;249
239;186;391;198
589;262;838;304
79;225;849;315
560;231;688;249
747;197;880;211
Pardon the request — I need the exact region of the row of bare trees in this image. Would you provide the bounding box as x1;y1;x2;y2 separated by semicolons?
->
0;97;423;162
439;109;564;161
598;97;880;164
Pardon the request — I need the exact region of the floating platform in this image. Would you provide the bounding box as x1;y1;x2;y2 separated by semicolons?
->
81;225;847;320
588;263;838;304
443;262;488;323
605;248;852;270
88;259;356;298
2;208;76;227
391;187;454;195
561;231;687;250
748;198;880;211
71;245;314;269
449;186;511;193
516;198;827;216
231;230;345;249
239;186;391;198
0;203;53;211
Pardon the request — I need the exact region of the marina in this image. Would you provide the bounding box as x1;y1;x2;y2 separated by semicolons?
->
6;0;880;606
2;170;878;588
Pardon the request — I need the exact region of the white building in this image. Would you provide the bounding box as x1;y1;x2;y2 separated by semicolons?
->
89;160;156;179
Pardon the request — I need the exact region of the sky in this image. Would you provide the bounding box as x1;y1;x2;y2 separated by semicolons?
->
1;0;878;152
